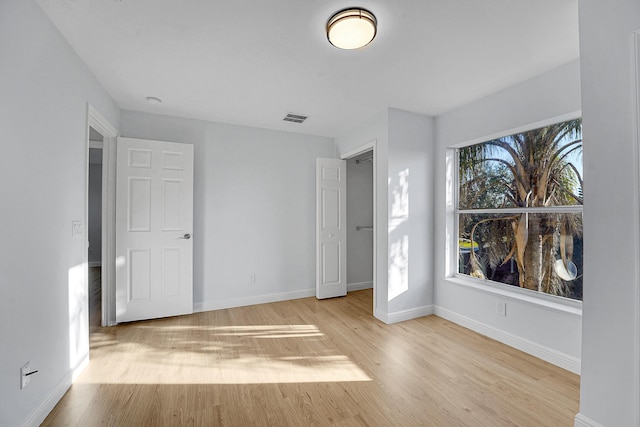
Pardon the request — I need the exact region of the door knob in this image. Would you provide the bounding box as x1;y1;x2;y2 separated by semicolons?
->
179;233;191;240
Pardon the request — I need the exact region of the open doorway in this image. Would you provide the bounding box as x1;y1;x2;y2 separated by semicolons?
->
346;151;374;293
86;105;118;327
88;127;103;329
339;141;377;315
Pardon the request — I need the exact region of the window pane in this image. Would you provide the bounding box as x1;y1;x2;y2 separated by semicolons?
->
458;119;583;209
458;212;583;301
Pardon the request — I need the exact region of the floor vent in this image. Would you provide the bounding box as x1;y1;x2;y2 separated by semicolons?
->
283;113;308;124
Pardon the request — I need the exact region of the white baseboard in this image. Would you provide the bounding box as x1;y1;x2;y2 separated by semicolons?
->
374;308;387;323
193;288;316;313
376;305;434;324
21;355;89;427
574;413;605;427
347;281;373;292
434;306;581;374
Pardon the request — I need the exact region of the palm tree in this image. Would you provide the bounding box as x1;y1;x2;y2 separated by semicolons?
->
459;119;582;298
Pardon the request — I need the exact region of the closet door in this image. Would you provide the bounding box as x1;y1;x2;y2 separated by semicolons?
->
316;158;347;299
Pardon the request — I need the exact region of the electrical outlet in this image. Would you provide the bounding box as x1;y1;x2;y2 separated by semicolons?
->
497;301;507;317
249;273;256;284
20;362;30;389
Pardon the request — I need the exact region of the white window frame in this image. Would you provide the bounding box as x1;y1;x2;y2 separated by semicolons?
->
446;112;583;312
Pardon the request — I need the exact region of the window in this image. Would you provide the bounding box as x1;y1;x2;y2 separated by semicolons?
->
456;119;583;301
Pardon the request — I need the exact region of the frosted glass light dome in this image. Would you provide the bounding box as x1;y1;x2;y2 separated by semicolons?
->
327;8;377;50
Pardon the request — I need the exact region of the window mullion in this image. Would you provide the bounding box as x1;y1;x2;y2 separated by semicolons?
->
457;206;583;215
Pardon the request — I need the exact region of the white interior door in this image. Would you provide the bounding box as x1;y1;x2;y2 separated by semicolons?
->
115;137;194;323
316;158;347;299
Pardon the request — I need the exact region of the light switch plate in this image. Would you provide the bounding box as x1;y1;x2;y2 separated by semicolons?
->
72;220;83;237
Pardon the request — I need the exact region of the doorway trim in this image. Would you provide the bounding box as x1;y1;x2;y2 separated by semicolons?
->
341;140;377;315
87;104;118;326
633;30;640;427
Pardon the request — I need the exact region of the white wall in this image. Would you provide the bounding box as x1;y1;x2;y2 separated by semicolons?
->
387;108;434;317
346;156;373;288
336;110;389;318
433;60;583;373
119;111;335;310
336;108;434;322
577;1;640;425
0;1;119;426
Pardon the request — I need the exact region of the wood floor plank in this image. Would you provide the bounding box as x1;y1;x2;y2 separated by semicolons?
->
42;287;579;426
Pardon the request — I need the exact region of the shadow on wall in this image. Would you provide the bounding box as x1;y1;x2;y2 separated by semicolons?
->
68;264;88;370
389;168;409;301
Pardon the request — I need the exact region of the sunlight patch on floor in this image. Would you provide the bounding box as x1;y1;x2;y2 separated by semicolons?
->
81;324;371;384
135;324;326;339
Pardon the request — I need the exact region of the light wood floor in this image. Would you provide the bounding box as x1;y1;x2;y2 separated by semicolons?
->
43;288;579;426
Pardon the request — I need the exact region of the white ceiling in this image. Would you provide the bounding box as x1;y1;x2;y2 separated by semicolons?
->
36;0;579;138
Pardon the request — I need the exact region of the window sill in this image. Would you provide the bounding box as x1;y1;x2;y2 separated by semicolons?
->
445;275;582;317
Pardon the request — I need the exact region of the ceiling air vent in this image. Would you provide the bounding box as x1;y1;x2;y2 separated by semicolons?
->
283;113;308;124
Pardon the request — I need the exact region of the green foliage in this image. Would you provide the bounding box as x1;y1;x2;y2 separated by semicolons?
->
458;119;583;299
459;118;582;209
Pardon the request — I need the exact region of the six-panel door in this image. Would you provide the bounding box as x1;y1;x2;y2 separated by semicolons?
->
316;158;347;299
115;137;194;323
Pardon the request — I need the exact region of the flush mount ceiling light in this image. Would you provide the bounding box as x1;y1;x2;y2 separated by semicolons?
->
146;96;162;104
326;8;377;50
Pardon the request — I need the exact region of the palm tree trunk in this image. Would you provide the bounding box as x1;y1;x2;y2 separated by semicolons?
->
517;215;567;295
521;216;542;291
